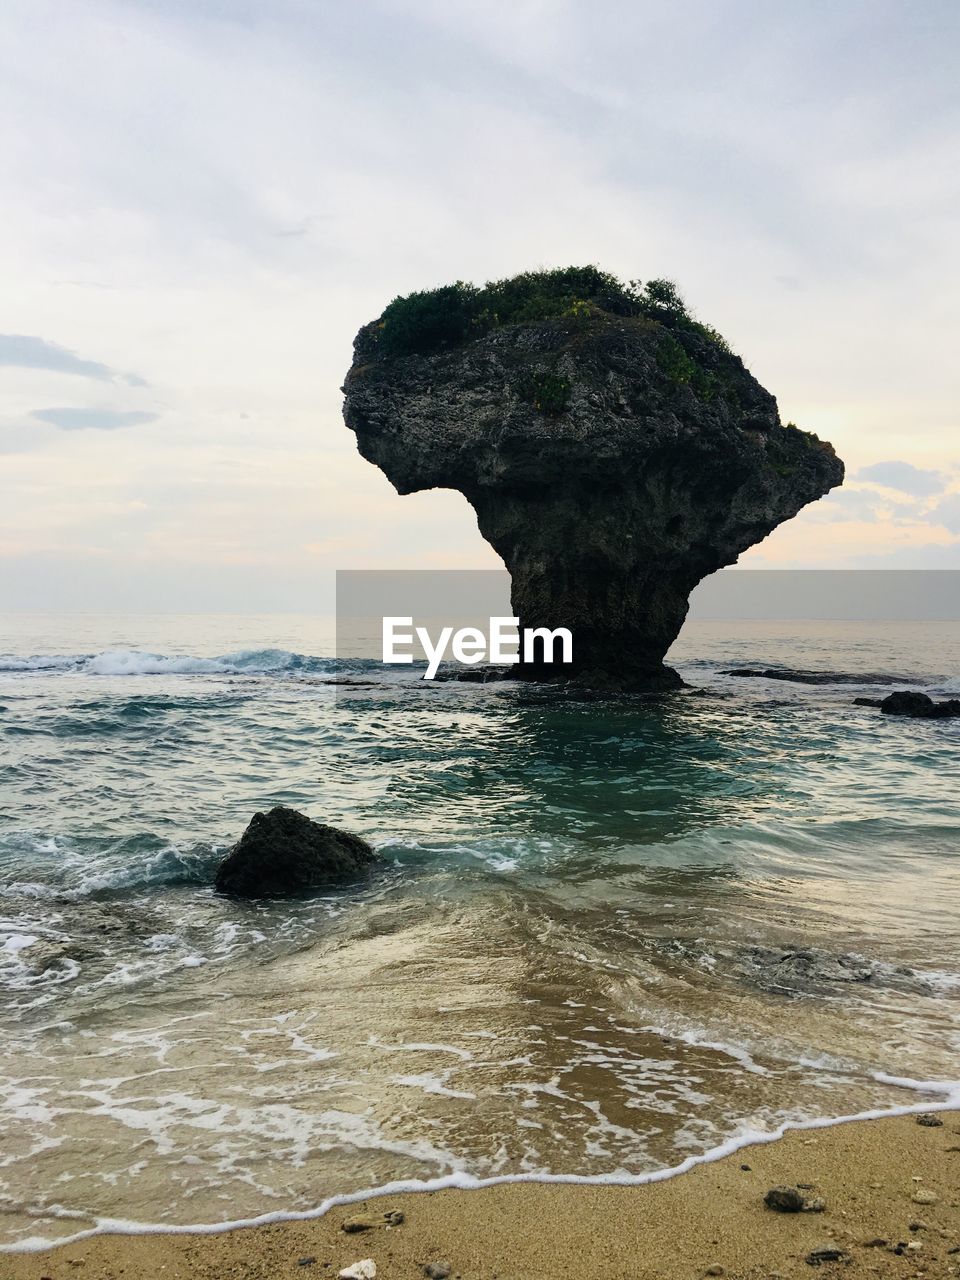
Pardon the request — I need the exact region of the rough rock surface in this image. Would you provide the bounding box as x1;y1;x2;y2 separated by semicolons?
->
343;301;843;688
729;943;932;997
763;1186;806;1212
215;806;377;897
22;939;92;971
878;690;960;718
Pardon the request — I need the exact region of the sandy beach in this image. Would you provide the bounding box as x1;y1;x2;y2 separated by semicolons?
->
6;1109;958;1280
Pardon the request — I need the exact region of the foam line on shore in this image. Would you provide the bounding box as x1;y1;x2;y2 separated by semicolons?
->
5;1079;958;1255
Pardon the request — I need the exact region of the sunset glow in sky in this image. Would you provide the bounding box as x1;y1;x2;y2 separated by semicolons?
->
2;0;958;610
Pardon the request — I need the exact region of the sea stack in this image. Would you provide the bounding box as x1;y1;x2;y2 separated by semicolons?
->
342;268;844;689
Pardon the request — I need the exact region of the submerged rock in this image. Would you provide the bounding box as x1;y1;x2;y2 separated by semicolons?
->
343;268;843;690
731;943;933;998
214;806;377;897
728;668;904;686
21;939;91;971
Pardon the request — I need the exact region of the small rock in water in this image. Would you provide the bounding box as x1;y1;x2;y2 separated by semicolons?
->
879;690;960;719
912;1188;939;1205
215;806;377;897
424;1264;452;1280
805;1244;848;1266
916;1112;944;1127
764;1186;806;1212
339;1262;376;1280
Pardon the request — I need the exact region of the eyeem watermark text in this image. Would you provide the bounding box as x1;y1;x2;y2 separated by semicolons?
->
383;616;573;679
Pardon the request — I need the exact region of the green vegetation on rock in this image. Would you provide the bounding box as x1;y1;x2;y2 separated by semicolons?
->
518;370;572;416
372;265;732;361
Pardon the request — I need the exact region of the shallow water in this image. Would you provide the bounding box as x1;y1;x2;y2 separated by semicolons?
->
1;613;959;1248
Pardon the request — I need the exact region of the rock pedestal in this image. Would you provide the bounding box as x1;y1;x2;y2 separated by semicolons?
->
343;280;843;689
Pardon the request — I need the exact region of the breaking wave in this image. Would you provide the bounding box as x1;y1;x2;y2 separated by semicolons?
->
0;648;344;677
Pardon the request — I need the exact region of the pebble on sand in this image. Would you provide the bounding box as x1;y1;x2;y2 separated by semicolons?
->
916;1112;944;1127
424;1265;452;1279
339;1261;376;1280
341;1211;404;1234
805;1244;848;1266
763;1186;806;1212
912;1188;939;1205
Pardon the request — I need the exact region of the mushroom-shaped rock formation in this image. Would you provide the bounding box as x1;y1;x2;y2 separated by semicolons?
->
342;268;844;689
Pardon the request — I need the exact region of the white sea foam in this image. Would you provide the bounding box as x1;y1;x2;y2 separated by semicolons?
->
84;651;236;676
636;1023;770;1076
367;1038;475;1061
0;654;73;672
0;647;336;677
2;934;39;956
391;1073;477;1100
4;1078;958;1254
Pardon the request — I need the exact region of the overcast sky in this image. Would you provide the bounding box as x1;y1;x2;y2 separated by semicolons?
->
1;0;958;611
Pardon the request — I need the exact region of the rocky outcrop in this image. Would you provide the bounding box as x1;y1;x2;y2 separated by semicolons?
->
731;668;905;686
867;690;960;718
342;270;844;689
215;806;377;897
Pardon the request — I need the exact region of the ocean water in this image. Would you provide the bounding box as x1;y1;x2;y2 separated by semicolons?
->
1;612;959;1250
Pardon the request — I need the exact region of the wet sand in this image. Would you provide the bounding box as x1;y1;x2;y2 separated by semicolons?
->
6;1110;959;1280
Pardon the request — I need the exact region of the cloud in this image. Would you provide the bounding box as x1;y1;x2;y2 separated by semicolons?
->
0;335;146;386
1;1;959;602
806;487;921;524
933;494;960;534
854;539;960;569
854;460;948;497
30;408;159;431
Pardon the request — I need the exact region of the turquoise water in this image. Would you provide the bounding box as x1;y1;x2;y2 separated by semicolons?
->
1;613;958;1248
